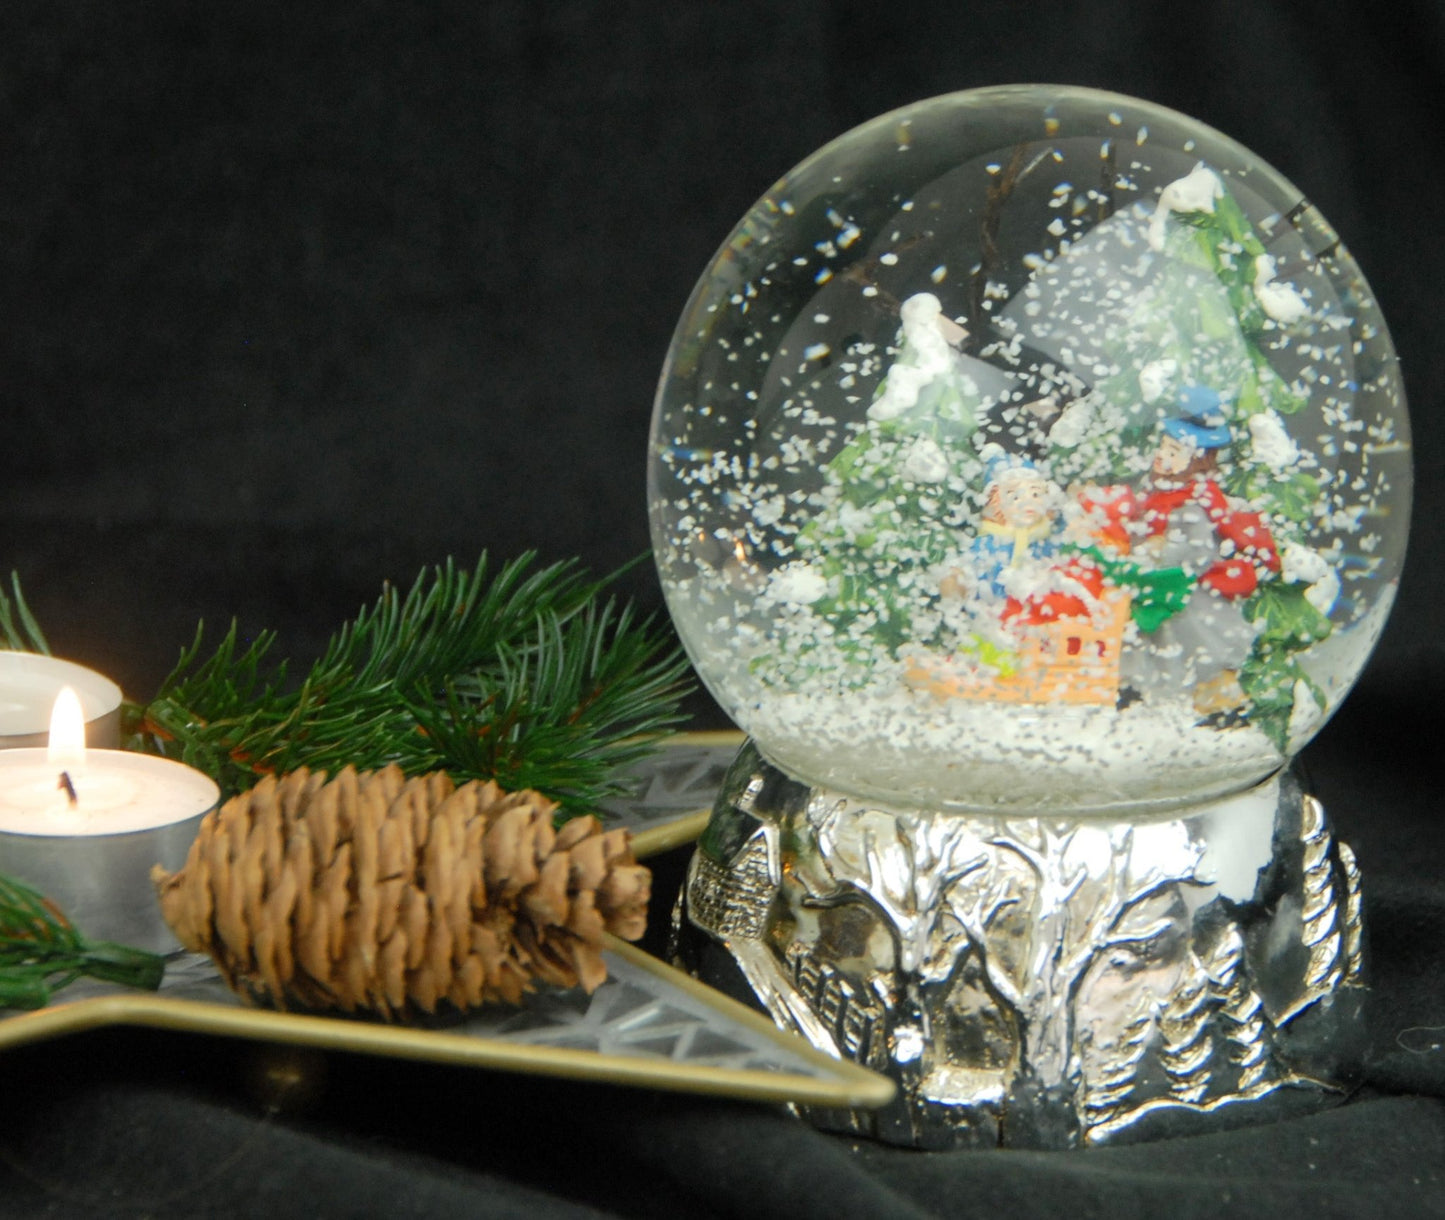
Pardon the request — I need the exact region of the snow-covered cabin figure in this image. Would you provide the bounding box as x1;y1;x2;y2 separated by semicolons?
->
1121;388;1281;717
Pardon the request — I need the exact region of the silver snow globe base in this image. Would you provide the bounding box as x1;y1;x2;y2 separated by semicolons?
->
673;741;1366;1149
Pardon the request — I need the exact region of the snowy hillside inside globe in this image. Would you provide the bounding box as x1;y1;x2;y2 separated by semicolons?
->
648;86;1410;816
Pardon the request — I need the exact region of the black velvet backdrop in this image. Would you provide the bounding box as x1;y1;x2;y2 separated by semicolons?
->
2;2;1444;1216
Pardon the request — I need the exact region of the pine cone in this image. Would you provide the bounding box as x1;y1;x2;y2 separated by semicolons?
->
151;764;650;1018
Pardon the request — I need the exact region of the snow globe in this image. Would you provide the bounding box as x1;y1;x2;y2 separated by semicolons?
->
651;87;1410;1147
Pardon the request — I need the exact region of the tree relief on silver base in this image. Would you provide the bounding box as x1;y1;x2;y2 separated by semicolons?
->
672;740;1366;1149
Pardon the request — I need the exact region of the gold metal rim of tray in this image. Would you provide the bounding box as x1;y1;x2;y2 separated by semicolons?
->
0;936;893;1109
0;730;895;1110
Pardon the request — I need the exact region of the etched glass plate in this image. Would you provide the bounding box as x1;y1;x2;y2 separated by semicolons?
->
600;731;742;856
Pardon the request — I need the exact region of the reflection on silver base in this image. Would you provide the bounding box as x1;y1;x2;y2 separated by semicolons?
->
672;741;1366;1149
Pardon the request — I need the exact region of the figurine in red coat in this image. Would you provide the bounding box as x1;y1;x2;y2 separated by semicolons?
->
1123;390;1281;716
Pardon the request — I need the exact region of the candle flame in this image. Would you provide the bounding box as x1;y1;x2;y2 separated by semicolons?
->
47;686;87;769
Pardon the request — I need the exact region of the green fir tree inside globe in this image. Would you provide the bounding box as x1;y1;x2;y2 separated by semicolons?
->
648;85;1410;816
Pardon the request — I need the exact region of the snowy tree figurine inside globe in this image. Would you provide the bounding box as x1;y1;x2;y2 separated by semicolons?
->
651;87;1410;1147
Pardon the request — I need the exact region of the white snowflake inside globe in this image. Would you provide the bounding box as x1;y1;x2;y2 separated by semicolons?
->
649;86;1410;816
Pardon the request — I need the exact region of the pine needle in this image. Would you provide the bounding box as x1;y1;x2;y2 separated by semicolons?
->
0;571;50;654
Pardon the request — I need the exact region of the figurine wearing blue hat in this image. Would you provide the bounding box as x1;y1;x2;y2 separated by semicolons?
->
1152;385;1235;481
1126;387;1282;717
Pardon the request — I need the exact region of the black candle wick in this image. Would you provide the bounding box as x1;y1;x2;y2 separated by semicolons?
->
57;771;79;807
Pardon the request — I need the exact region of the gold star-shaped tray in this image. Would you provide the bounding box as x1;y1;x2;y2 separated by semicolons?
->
0;733;894;1111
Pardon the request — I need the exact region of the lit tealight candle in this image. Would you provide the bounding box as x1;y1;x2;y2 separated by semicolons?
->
0;651;123;750
0;688;220;952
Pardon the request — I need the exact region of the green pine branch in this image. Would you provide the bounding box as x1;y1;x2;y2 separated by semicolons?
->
128;553;694;818
0;873;164;1009
412;598;693;805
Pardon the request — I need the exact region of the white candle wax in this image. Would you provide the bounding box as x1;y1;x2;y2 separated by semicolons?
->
0;652;123;748
0;748;218;836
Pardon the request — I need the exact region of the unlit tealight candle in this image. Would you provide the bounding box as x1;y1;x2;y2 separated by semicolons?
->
0;651;123;749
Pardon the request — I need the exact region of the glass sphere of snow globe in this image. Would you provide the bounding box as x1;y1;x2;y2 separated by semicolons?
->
648;85;1410;817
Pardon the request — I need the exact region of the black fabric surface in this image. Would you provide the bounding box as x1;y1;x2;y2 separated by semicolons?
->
2;2;1443;1215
